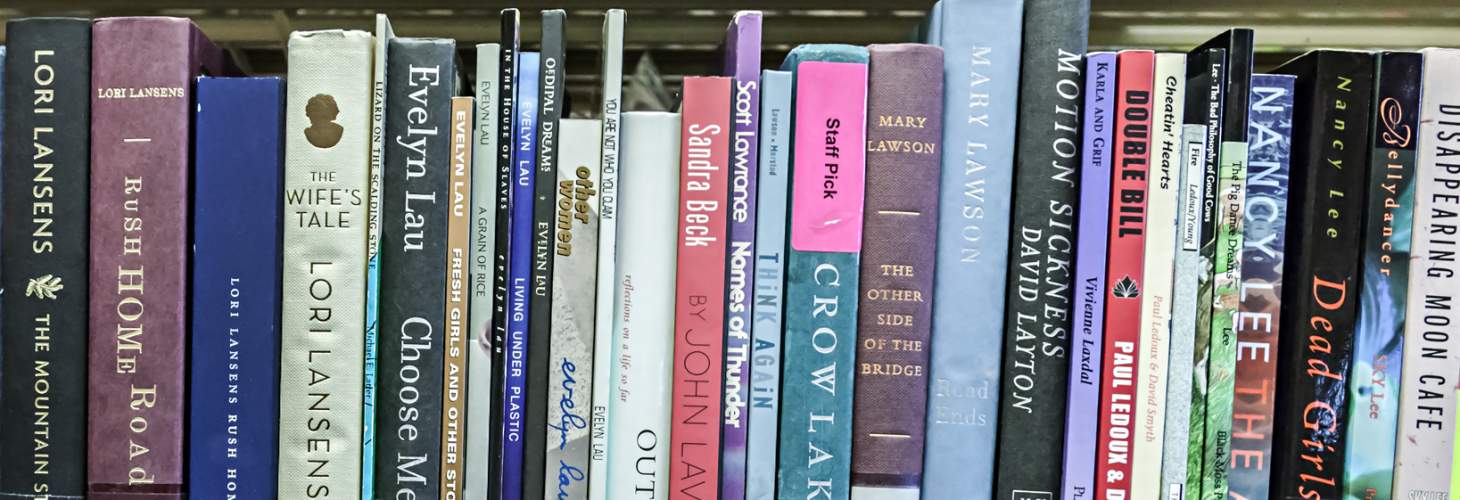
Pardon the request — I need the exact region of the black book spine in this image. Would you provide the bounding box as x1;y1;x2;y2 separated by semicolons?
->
0;17;90;498
488;10;519;500
994;0;1089;497
1270;50;1374;500
1199;29;1255;143
523;10;566;500
376;37;458;500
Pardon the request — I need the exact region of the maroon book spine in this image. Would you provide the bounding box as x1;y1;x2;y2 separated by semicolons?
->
88;17;234;499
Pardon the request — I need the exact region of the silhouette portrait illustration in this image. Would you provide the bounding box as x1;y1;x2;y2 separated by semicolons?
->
304;94;344;149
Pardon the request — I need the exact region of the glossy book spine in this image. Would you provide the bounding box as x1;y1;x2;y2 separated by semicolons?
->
1343;51;1419;500
0;17;90;499
994;0;1088;494
466;41;500;500
188;76;283;500
588;14;624;499
922;2;1024;499
441;96;474;500
488;12;519;499
1393;47;1460;500
1228;74;1296;500
1063;50;1114;500
1165;122;1209;500
362;17;394;498
1095;50;1154;500
747;69;792;500
88;17;234;499
276;29;371;500
502;50;539;500
850;43;942;500
720;13;762;500
670;76;732;500
777;46;869;500
605;112;680;500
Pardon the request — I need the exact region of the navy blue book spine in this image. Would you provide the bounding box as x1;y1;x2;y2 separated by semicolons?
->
187;76;284;499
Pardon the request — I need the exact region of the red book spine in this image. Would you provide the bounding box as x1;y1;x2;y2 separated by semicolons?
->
1095;49;1155;500
669;76;732;499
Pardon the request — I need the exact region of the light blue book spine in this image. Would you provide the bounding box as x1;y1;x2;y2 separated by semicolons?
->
921;1;1023;499
361;16;393;499
746;69;792;500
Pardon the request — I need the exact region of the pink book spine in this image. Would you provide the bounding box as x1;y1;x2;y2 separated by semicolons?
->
669;76;732;499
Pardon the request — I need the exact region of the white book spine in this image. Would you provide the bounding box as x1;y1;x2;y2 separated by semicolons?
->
1395;46;1460;500
1132;52;1187;500
278;29;373;499
589;11;625;500
605;112;681;500
465;42;501;500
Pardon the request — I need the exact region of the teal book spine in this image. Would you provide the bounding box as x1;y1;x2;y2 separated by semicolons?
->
776;44;869;500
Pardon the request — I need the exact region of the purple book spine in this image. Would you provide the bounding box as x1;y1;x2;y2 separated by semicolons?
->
720;11;761;500
1061;51;1116;500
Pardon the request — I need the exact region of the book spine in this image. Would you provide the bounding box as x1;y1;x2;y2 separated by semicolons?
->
1181;47;1226;500
88;17;230;498
588;13;625;500
746;69;792;500
1131;52;1186;500
363;16;394;499
1062;50;1114;500
188;76;284;500
276;29;371;500
466;42;500;500
922;2;1024;498
720;13;762;500
524;12;567;499
1163;122;1209;500
849;43;942;500
777;52;869;500
376;38;456;500
0;18;89;498
994;0;1088;494
1270;50;1373;500
488;11;519;500
1393;47;1460;500
441;96;473;500
605;111;680;500
670;75;732;500
1094;49;1154;500
1343;52;1419;500
545;118;602;500
502;50;539;500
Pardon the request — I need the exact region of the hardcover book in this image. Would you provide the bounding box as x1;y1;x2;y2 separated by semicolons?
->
1344;51;1420;500
588;13;625;499
1269;49;1374;500
1393;47;1460;500
545;117;602;500
1228;73;1296;500
747;69;793;500
0;17;89;499
524;13;567;499
276;29;371;500
488;11;520;500
1064;50;1115;500
362;15;394;499
850;43;942;500
1095;49;1154;500
670;75;733;500
720;13;762;500
994;0;1088;495
376;37;456;500
605;111;680;500
466;41;500;500
777;45;870;500
88;17;237;499
441;95;474;500
921;2;1024;499
502;50;539;500
188;76;283;500
1131;52;1186;500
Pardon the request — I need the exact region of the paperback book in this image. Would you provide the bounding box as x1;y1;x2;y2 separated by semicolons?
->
362;15;394;498
587;12;625;499
502;50;540;500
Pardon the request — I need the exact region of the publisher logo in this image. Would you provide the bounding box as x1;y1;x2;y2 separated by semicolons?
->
1112;275;1140;299
1012;490;1053;500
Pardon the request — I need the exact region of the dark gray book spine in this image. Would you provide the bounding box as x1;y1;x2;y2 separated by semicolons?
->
375;37;457;500
994;0;1089;497
524;10;566;500
0;17;90;498
488;10;518;499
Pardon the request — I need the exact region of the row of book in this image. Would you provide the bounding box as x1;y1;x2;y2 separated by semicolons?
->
4;2;1460;500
